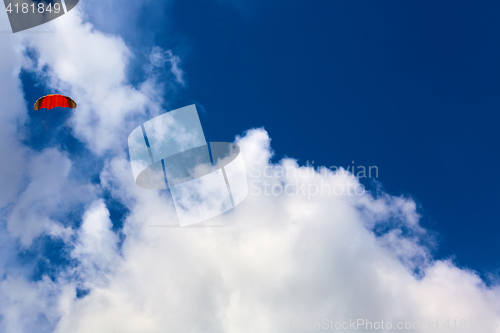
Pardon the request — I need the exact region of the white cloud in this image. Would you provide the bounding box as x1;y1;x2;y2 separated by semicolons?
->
147;47;185;86
0;35;30;208
7;148;98;246
51;129;500;333
0;276;61;333
72;199;120;271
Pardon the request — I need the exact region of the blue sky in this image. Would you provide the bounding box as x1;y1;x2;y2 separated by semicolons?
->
3;0;500;331
133;0;500;275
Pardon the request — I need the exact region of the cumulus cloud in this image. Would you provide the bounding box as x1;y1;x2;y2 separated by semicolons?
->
7;148;98;246
0;276;61;333
72;199;121;278
50;129;500;333
0;34;29;208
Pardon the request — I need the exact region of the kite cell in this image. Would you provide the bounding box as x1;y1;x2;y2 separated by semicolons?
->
128;105;248;226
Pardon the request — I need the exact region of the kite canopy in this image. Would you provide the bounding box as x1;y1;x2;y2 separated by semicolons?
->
33;94;77;111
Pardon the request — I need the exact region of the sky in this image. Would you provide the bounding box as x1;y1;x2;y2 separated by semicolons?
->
0;0;500;332
164;0;500;274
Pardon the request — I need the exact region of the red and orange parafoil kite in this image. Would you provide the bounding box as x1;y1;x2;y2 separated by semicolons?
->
34;94;77;131
34;94;77;110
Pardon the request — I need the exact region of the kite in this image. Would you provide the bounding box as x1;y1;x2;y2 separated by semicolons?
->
34;94;77;110
33;94;77;131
